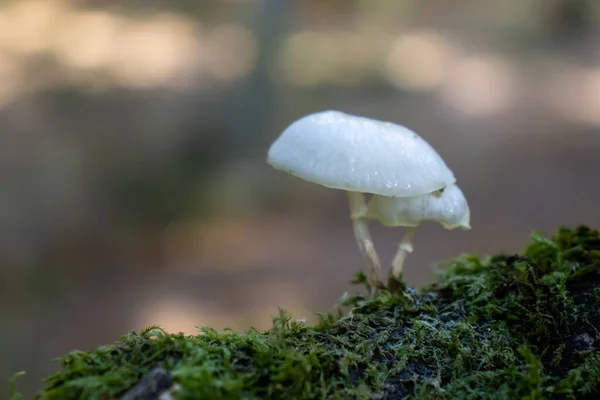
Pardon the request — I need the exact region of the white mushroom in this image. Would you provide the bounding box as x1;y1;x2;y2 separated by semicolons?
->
267;110;456;292
363;183;471;280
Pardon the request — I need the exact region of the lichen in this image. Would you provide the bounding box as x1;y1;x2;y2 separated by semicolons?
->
13;226;600;399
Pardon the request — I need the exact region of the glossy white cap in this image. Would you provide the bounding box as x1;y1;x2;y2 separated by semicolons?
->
267;110;456;197
364;183;471;229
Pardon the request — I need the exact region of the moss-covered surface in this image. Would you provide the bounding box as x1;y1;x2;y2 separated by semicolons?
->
12;226;600;399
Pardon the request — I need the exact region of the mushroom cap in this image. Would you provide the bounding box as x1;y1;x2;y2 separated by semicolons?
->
364;183;471;230
267;110;456;197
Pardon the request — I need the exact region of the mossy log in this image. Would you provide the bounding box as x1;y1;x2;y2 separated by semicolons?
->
12;226;600;399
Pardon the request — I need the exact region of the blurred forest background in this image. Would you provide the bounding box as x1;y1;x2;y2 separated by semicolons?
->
1;0;599;396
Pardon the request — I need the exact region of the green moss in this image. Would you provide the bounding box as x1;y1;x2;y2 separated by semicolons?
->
15;226;600;399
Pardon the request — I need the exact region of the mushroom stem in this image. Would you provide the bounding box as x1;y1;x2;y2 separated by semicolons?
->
347;191;381;295
390;226;418;279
